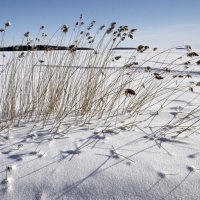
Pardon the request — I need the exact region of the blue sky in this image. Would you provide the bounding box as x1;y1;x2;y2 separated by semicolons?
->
1;0;200;48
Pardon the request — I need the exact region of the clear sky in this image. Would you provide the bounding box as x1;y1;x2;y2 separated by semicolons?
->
0;0;200;48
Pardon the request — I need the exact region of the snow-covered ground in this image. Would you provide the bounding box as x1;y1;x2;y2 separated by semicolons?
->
1;49;200;200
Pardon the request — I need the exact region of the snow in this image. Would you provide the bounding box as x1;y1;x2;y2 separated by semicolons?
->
1;49;200;200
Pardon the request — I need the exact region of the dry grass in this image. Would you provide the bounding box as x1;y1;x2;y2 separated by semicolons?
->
0;17;200;139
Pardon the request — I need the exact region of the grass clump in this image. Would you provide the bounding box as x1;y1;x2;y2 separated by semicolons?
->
0;16;200;139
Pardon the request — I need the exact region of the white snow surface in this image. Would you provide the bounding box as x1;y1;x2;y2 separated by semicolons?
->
0;50;200;200
1;113;200;200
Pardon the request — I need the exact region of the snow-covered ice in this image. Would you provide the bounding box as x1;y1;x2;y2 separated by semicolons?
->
0;49;200;200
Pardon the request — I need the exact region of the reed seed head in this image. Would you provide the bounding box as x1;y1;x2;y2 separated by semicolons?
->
154;73;164;80
130;29;137;33
5;21;11;27
196;82;200;86
61;25;69;33
196;60;200;65
68;44;77;52
39;60;44;64
40;25;45;30
24;32;30;37
124;62;138;68
128;34;133;39
99;25;105;30
42;33;48;37
114;56;121;60
187;52;199;57
189;87;193;92
178;75;184;78
137;45;145;52
145;66;151;72
186;74;192;78
184;61;190;65
125;89;136;96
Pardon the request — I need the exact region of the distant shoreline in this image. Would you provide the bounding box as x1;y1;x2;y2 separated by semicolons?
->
0;45;138;52
0;45;190;52
0;45;95;51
